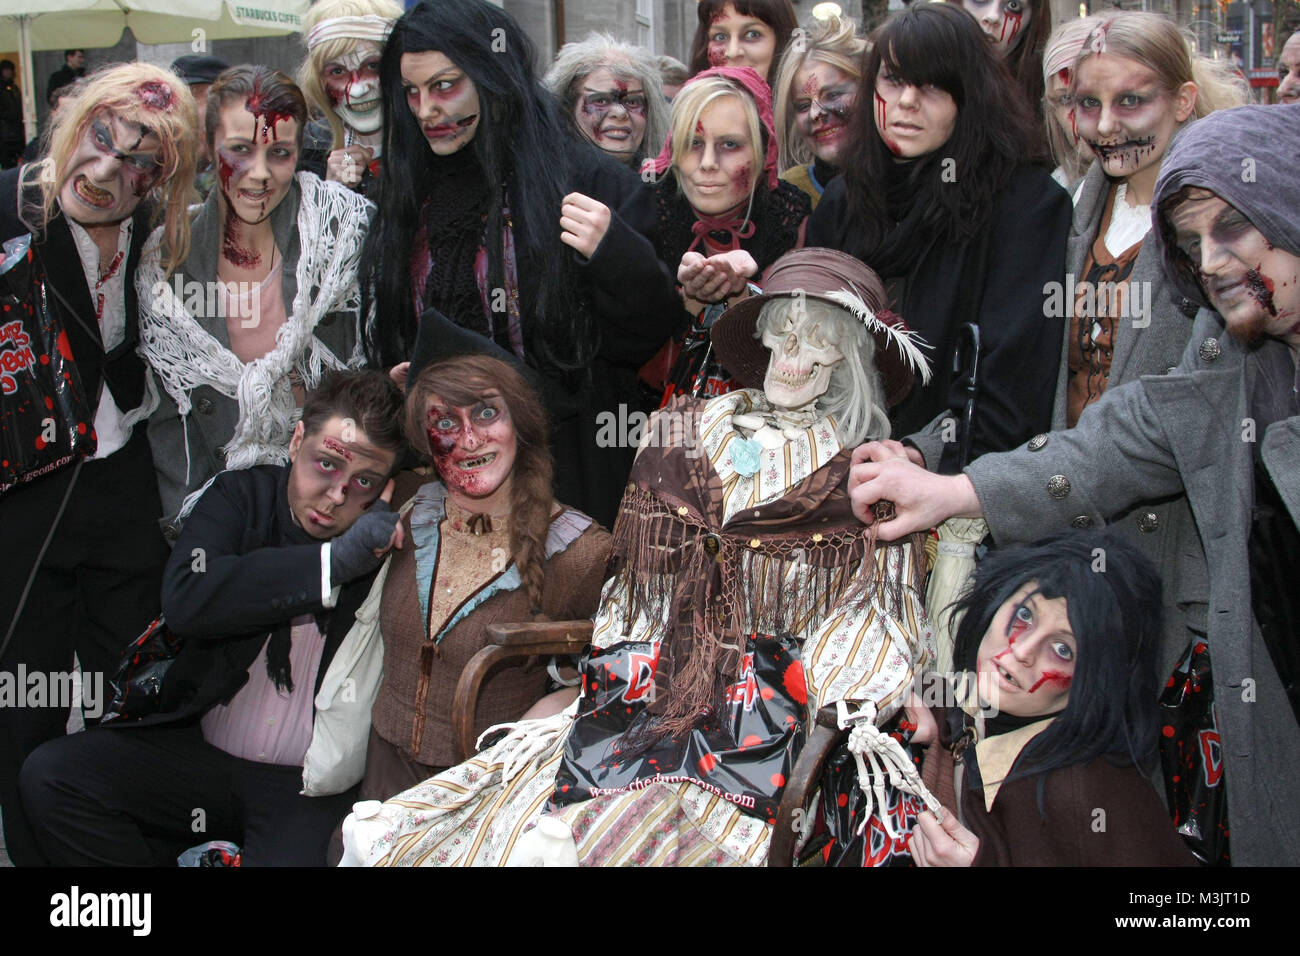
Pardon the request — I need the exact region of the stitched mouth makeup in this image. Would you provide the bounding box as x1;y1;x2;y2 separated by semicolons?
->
1086;136;1157;166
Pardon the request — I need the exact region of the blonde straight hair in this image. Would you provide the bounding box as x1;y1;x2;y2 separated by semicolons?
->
669;76;764;203
772;15;866;172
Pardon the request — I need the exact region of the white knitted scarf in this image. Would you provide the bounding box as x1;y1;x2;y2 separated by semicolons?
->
137;172;372;515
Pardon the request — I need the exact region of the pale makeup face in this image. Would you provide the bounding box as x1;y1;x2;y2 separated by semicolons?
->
402;50;480;157
213;98;300;227
1168;191;1300;349
287;416;395;539
1278;33;1300;104
678;95;758;217
873;64;958;159
573;66;648;164
760;299;846;410
321;40;384;134
791;61;858;165
425;391;517;513
976;584;1077;719
705;3;778;80
957;0;1032;58
1072;54;1195;192
58;113;164;226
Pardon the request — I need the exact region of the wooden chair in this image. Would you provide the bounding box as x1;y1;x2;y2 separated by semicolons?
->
450;621;850;866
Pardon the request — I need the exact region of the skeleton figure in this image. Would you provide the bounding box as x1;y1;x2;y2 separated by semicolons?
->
734;298;847;447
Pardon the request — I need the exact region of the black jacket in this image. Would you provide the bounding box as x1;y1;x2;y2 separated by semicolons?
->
0;166;152;416
809;166;1071;467
126;465;376;728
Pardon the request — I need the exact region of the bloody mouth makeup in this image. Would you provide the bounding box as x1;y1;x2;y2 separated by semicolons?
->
58;114;165;225
402;50;481;157
1071;54;1193;202
321;41;384;135
425;392;517;509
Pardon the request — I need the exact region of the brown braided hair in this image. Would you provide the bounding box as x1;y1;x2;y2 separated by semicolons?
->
405;356;554;611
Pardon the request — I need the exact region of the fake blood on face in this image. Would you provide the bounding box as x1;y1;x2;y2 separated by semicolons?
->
322;437;354;462
1028;670;1073;693
1245;269;1278;317
136;80;175;111
874;91;900;155
1000;11;1024;46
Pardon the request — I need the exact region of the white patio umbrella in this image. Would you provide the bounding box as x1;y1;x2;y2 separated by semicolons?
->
0;0;309;138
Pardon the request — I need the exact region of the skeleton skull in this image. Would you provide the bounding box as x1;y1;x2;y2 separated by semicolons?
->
760;297;846;410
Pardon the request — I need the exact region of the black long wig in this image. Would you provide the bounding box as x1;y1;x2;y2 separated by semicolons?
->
361;0;593;372
838;2;1036;265
950;531;1164;793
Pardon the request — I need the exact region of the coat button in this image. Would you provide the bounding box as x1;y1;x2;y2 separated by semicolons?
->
1070;515;1093;529
163;522;180;542
1165;366;1178;375
1136;511;1159;533
1027;434;1048;452
195;397;215;414
1198;338;1221;363
1047;475;1071;499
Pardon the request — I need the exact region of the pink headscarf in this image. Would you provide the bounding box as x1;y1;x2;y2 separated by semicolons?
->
649;65;780;191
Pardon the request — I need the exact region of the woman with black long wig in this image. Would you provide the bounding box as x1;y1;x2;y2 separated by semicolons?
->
808;2;1070;469
361;0;678;526
910;531;1195;866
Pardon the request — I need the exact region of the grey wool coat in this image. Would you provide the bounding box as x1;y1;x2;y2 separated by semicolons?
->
1048;162;1208;683
956;311;1300;866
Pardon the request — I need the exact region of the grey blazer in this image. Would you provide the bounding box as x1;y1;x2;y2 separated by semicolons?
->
144;178;362;537
965;309;1300;866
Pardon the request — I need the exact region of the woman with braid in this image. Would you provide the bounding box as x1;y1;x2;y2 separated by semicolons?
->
356;332;611;804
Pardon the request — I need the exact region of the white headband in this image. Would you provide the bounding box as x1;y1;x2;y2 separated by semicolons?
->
306;15;396;52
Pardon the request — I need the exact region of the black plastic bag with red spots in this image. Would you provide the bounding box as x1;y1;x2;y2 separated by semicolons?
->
0;234;95;496
800;717;924;867
1158;640;1229;865
551;633;807;823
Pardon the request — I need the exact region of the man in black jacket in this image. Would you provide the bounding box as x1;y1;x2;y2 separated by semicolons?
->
46;50;85;103
0;63;198;866
20;370;406;866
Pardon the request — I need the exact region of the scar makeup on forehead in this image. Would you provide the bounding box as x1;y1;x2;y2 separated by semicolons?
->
322;437;354;461
244;84;294;144
136;81;175;111
801;74;820;96
614;78;628;93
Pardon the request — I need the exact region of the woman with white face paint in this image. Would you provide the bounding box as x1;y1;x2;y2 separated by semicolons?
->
950;0;1051;140
341;248;943;868
297;0;403;196
0;63;197;867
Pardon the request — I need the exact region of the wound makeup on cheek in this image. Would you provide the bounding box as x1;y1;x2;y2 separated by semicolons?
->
874;91;900;155
1245;269;1278;316
731;164;752;194
1001;11;1023;45
1028;670;1072;693
426;424;458;456
708;44;728;68
455;114;477;128
322;437;354;461
1068;106;1078;144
